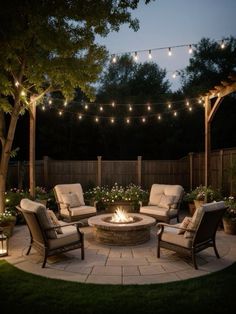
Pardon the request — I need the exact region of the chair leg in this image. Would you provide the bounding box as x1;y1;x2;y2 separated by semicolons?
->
192;250;198;270
213;240;220;258
157;241;160;258
42;249;48;268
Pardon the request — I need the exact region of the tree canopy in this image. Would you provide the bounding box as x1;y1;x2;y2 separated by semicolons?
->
0;0;154;211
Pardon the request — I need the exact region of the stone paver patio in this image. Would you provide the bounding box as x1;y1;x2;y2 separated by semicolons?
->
5;224;236;285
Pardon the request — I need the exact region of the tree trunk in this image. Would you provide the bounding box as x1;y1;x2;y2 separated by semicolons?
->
0;102;21;213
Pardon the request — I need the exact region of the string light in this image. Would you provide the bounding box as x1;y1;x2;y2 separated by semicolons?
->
220;40;225;49
168;47;172;56
112;55;117;63
21;90;26;96
99;105;103;112
64;100;67;107
148;50;152;59
85;104;88;110
172;72;177;79
111;101;115;107
188;45;193;54
40;95;203;125
15;81;19;87
134;51;138;61
48;99;52;105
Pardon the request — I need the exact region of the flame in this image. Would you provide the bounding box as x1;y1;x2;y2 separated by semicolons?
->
110;208;134;223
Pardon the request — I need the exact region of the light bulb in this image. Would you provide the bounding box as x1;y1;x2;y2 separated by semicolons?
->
49;100;52;105
188;45;193;54
126;118;130;124
134;51;138;61
15;81;19;87
189;107;192;111
172;72;176;79
220;40;225;49
78;114;82;119
64;101;67;107
112;55;117;63
100;106;103;111
186;101;189;107
129;105;132;112
158;114;161;120
148;50;152;59
147;105;151;111
142;117;146;123
21;90;26;96
111;101;115;107
168;103;172;109
42;106;45;111
168;47;172;56
111;118;115;124
95;117;99;123
85;104;88;110
174;111;177;116
59;111;63;116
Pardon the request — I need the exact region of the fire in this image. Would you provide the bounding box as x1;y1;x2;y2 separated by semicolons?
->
110;208;134;223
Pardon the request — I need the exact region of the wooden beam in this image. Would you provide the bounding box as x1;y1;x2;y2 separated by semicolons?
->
209;82;236;99
208;97;223;123
204;96;211;187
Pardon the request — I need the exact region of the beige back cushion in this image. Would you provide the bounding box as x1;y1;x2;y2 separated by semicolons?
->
61;192;81;208
54;183;85;206
149;184;184;208
20;198;57;239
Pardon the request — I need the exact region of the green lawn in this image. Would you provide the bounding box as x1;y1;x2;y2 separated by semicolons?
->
0;260;236;314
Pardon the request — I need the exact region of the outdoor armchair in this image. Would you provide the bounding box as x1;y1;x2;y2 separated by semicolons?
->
140;184;184;223
156;201;227;269
17;198;84;268
54;183;97;222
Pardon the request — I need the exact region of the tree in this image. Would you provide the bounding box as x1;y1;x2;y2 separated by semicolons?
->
0;0;154;212
179;37;236;97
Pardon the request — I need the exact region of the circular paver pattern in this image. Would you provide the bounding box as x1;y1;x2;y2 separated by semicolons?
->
5;224;236;285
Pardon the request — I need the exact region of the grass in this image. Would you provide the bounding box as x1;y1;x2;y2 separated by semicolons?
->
1;260;236;313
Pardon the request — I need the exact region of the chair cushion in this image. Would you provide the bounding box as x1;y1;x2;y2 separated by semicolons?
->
161;231;193;248
65;205;97;217
54;183;85;206
47;210;63;234
177;216;192;234
140;205;177;218
20;199;57;239
159;195;176;209
61;192;81;208
48;226;80;249
149;184;184;209
184;206;204;238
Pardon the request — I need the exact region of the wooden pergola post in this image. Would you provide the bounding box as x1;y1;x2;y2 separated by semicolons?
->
204;74;236;187
29;98;36;199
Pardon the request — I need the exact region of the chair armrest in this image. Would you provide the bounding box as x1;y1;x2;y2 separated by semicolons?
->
156;222;196;236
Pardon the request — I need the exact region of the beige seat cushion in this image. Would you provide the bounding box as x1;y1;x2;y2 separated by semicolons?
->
140;205;177;218
66;205;97;217
161;231;193;248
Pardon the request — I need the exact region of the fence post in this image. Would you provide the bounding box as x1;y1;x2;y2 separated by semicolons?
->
219;149;223;192
43;156;49;188
137;156;142;186
97;156;102;186
189;152;194;190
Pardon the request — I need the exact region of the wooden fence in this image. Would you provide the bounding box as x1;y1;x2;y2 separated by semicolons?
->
7;147;236;194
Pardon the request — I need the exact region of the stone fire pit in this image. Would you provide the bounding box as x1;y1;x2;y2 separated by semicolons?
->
88;213;156;246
